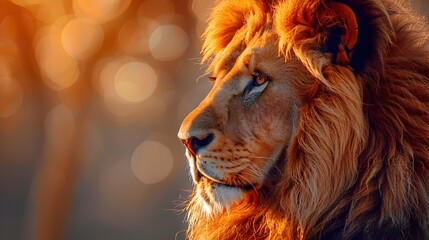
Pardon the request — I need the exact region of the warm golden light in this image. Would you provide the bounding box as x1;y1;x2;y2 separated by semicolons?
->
0;35;20;114
36;32;79;90
61;17;104;59
191;0;212;19
1;13;35;38
0;0;427;239
137;0;175;19
73;0;131;23
34;1;67;23
98;60;122;93
149;24;189;61
114;61;157;103
191;0;216;37
118;18;158;56
97;59;143;117
0;65;23;118
10;0;48;6
103;94;141;117
97;59;161;118
131;140;174;184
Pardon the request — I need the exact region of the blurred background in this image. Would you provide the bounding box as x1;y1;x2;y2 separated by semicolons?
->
0;0;427;239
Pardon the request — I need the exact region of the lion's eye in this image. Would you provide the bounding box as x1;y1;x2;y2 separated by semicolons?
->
243;71;270;101
253;72;269;86
208;76;216;82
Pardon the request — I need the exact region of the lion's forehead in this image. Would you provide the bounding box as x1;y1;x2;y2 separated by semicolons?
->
212;30;279;77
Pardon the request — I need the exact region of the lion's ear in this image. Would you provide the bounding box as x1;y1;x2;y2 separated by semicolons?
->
276;0;360;67
325;2;359;65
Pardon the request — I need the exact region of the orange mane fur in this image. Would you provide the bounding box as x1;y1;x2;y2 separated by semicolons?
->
187;0;429;239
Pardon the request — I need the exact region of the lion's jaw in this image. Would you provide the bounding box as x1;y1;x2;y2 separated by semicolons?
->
178;32;305;215
186;145;285;215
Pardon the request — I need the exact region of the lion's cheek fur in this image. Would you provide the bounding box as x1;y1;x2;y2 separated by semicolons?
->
277;67;365;227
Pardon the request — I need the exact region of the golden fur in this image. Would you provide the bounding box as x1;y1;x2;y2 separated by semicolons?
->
178;0;429;239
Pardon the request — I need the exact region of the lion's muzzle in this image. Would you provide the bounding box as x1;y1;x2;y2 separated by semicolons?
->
180;133;214;156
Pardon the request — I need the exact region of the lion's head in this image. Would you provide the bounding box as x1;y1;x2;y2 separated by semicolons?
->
178;0;429;239
178;29;304;213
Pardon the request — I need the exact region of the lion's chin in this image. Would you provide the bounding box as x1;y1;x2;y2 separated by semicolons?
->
197;182;246;215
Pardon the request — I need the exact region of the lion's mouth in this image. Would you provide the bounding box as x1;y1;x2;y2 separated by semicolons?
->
187;152;256;191
200;174;255;191
186;149;286;213
195;164;256;191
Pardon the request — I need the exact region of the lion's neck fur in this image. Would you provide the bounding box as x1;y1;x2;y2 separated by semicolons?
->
187;0;429;239
186;191;298;240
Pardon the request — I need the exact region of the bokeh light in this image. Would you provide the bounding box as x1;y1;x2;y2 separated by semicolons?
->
131;140;174;184
35;31;79;90
10;1;67;23
98;60;123;93
98;60;136;117
118;17;158;56
96;59;159;117
149;24;189;61
114;61;157;102
73;0;131;23
61;17;104;59
35;1;67;23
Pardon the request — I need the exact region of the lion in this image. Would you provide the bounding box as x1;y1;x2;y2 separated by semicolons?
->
178;0;429;239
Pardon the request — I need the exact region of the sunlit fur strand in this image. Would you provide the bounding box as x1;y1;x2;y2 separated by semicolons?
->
188;0;429;239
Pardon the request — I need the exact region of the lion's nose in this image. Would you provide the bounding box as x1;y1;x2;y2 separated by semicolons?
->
180;133;214;155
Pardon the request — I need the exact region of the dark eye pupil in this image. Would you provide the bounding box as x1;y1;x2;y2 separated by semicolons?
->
253;73;267;86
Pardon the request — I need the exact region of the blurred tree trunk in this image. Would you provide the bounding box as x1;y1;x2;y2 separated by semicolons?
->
32;111;84;240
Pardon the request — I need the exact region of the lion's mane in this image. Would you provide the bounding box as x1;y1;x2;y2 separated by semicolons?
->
186;0;429;239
